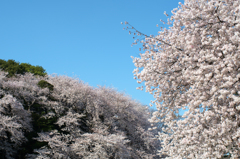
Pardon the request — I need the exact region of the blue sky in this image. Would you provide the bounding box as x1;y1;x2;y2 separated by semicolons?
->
0;0;184;110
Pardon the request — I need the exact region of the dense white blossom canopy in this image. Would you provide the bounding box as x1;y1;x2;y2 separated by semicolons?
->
127;0;240;158
0;70;161;159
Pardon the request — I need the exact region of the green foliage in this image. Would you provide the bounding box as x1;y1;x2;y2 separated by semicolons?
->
37;80;54;91
17;130;48;159
0;59;47;77
17;103;59;158
30;103;58;132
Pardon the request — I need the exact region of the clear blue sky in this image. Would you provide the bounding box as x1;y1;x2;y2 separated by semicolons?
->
0;0;184;110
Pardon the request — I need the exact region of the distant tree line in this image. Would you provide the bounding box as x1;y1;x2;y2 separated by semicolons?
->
0;59;162;159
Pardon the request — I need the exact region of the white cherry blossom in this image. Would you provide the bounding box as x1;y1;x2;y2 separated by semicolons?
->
125;0;240;158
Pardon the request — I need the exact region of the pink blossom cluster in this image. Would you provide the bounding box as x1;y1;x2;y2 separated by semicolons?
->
0;70;161;158
126;0;240;158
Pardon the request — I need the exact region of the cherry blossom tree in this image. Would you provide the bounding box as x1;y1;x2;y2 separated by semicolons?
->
124;0;240;158
0;68;161;158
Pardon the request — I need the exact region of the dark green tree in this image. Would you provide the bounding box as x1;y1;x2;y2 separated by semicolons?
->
0;59;47;77
37;80;54;91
